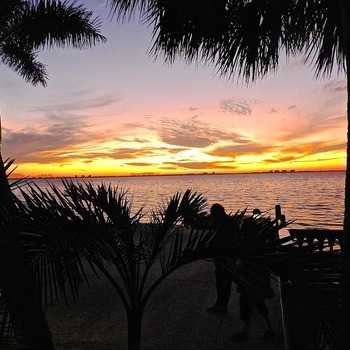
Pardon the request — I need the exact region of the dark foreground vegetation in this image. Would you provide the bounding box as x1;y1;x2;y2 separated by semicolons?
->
0;158;349;349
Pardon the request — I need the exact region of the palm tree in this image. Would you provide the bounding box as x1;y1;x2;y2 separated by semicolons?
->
0;178;114;349
107;1;350;348
108;0;350;253
8;181;217;350
23;182;214;350
0;0;106;200
0;1;106;347
0;0;106;86
0;0;106;199
13;180;347;350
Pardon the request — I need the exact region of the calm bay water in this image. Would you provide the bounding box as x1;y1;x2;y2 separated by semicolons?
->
13;171;345;231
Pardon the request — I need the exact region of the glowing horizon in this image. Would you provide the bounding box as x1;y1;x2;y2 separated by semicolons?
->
8;146;346;179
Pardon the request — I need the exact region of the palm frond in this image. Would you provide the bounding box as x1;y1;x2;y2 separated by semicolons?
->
109;0;345;81
0;0;106;86
0;44;48;85
141;190;207;258
0;157;20;213
20;0;107;49
108;0;151;21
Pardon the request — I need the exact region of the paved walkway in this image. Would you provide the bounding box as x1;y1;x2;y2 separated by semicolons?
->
47;259;285;350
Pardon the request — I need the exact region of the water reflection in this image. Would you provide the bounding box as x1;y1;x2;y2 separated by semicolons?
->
11;171;345;230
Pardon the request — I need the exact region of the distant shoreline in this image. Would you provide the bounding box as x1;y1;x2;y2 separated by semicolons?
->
9;169;345;181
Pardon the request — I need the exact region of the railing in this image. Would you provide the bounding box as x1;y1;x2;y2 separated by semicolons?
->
281;228;343;350
288;228;343;251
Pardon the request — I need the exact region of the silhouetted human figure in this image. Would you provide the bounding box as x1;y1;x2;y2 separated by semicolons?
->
230;262;275;341
230;209;275;342
206;205;276;340
206;203;236;314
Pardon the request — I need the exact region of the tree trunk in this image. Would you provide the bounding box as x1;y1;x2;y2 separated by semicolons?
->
336;1;350;349
0;154;15;212
11;271;55;350
0;152;55;348
338;0;350;257
127;306;144;350
337;64;350;349
337;81;350;347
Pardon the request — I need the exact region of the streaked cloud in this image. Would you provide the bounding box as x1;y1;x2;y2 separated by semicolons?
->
108;146;180;160
162;161;237;171
219;97;260;116
125;162;154;167
281;141;346;156
155;116;244;148
3;114;113;163
207;141;276;158
31;89;121;113
323;80;347;93
206;137;345;166
277;111;345;142
262;140;346;165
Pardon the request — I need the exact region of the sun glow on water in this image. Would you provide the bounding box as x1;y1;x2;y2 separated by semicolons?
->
12;172;345;230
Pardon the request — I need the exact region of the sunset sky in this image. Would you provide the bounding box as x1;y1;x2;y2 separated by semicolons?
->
0;0;347;178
